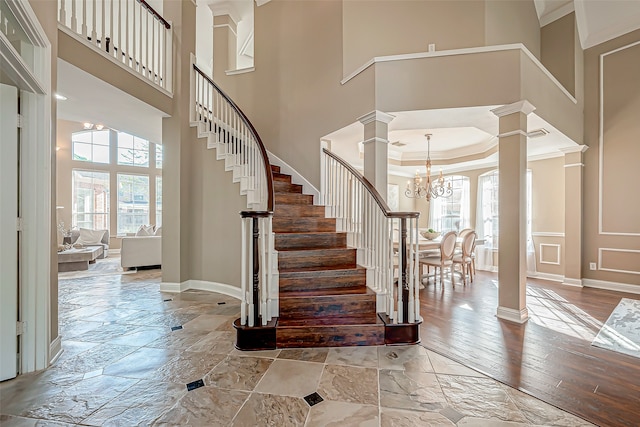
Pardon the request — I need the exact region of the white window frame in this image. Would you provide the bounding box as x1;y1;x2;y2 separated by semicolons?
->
428;175;470;233
71;170;110;231
117;173;150;235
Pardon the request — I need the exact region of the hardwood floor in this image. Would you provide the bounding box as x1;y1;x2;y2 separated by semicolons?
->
419;271;640;427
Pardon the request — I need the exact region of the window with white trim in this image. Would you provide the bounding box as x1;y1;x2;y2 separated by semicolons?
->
117;132;150;167
72;170;110;230
428;175;470;233
117;174;150;234
72;130;110;163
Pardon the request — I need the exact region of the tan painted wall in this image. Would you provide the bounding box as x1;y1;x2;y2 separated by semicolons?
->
56;119;163;251
583;29;640;286
484;0;540;59
529;156;565;276
342;0;485;76
541;13;576;96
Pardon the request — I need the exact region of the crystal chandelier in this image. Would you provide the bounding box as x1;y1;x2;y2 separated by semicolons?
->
404;133;453;201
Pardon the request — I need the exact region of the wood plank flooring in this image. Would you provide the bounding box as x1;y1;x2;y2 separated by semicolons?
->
419;271;640;427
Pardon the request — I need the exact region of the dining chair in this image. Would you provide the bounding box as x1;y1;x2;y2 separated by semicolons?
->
453;231;476;285
455;228;474;253
419;231;457;286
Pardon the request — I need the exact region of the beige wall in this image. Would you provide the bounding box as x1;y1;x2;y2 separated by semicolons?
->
583;29;640;286
56;119;163;251
541;13;576;96
342;0;485;76
484;0;540;59
529;156;565;276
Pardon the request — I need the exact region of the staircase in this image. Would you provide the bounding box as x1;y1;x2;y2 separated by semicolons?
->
271;165;385;347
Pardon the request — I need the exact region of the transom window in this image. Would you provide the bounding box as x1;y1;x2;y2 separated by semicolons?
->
72;130;110;163
118;132;150;167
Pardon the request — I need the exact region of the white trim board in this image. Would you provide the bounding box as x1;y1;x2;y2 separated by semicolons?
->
598;40;640;236
496;306;529;324
539;243;561;265
341;43;577;105
583;278;640;295
598;248;640;276
160;280;241;300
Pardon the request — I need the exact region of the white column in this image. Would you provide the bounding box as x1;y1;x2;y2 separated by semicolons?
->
358;110;394;201
491;100;535;324
560;145;588;287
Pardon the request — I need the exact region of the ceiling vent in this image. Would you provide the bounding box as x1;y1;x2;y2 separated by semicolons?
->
527;128;550;138
391;141;407;147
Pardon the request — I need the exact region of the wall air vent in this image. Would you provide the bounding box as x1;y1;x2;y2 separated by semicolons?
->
527;128;550;138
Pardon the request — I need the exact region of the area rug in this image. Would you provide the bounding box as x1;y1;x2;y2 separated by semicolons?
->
58;255;135;280
592;298;640;359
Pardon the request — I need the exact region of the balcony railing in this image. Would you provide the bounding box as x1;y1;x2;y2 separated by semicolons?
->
58;0;172;92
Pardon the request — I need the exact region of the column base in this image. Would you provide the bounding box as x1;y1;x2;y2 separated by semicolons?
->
562;278;583;287
496;306;529;324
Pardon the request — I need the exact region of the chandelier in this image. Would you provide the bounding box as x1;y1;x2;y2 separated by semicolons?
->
404;133;453;201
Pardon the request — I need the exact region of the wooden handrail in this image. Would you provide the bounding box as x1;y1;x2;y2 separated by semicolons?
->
323;148;419;219
194;64;274;211
137;0;171;29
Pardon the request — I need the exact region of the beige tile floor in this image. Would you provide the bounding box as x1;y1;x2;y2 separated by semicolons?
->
0;267;594;426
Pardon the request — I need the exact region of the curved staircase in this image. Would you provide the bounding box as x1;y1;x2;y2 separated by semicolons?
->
271;165;385;347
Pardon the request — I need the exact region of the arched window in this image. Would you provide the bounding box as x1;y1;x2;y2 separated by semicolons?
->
428;175;470;233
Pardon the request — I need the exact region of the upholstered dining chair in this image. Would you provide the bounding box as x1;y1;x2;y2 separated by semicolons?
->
419;231;457;286
453;231;477;285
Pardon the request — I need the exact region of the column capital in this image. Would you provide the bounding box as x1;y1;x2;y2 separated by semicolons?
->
358;110;395;126
559;145;588;154
491;100;536;117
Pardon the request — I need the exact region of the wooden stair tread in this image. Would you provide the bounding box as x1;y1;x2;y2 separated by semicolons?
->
280;286;375;298
278;265;364;273
277;315;384;327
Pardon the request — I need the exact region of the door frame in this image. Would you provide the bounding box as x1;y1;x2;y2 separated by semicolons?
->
1;0;53;373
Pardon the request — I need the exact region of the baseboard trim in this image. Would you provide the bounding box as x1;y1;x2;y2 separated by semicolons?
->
159;282;186;293
496;306;529;324
49;336;62;364
562;277;583;287
185;280;242;300
527;272;564;283
583;278;640;295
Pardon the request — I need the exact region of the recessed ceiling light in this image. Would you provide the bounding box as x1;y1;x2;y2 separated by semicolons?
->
55;93;67;101
95;124;104;130
83;122;93;129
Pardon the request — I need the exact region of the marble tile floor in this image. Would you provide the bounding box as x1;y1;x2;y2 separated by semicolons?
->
0;270;594;426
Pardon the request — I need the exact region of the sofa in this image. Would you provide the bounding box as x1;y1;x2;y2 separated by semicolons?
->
69;229;110;259
120;235;162;269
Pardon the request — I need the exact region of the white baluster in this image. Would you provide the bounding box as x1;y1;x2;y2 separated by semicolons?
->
59;0;67;25
125;0;129;66
100;0;105;50
247;218;254;327
408;217;415;323
260;217;267;325
109;0;114;56
71;0;78;32
145;11;149;79
151;19;155;82
81;0;87;38
131;1;136;70
91;0;97;45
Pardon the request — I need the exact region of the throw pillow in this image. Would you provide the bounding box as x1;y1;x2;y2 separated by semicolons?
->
76;228;106;245
154;226;162;236
135;224;154;236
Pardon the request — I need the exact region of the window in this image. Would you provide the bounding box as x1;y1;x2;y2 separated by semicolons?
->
429;175;470;233
156;176;162;226
72;130;110;163
477;170;499;249
117;132;149;167
72;170;110;230
117;174;149;234
155;144;163;169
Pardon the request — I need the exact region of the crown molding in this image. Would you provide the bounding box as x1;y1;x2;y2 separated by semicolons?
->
538;1;574;27
559;144;588;154
491;100;536;117
358;110;395;125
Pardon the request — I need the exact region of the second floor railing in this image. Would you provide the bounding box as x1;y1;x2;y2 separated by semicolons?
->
58;0;172;92
322;147;421;324
191;62;275;327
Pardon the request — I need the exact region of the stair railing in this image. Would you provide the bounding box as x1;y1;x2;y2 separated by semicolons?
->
191;63;275;327
58;0;172;92
321;148;421;324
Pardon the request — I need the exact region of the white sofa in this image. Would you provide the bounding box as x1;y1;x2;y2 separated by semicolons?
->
120;235;162;269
